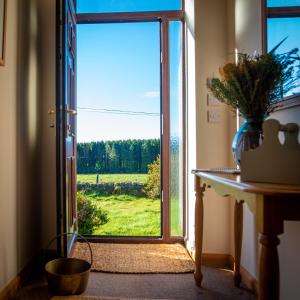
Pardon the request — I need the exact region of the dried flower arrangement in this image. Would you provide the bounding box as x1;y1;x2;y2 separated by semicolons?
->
208;39;300;118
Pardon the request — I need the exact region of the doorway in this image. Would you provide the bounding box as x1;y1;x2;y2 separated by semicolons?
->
56;0;185;253
76;22;162;237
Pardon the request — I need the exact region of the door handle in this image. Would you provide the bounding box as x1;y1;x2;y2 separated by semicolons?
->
48;108;56;115
48;108;56;128
67;109;77;115
48;108;77;115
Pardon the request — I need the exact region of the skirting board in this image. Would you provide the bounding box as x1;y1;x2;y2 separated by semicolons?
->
0;256;38;300
187;248;257;295
240;266;258;296
202;253;233;269
187;248;234;270
0;276;21;300
0;250;56;300
202;254;258;295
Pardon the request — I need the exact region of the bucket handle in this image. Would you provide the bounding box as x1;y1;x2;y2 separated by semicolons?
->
45;232;93;267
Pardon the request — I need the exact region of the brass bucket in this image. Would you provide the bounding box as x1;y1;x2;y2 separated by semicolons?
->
45;233;93;295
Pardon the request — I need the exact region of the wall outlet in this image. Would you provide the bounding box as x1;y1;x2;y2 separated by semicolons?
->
207;94;220;106
207;110;221;123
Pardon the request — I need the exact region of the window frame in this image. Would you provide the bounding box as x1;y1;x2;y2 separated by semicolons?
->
262;0;300;111
75;4;186;243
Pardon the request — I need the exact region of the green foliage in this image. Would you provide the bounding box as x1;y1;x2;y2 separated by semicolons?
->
77;139;160;174
89;193;161;236
144;156;161;199
77;191;109;235
208;44;300;117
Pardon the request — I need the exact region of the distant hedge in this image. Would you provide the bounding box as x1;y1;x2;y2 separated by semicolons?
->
77;182;146;197
77;139;160;174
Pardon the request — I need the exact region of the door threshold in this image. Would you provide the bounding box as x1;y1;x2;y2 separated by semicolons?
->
77;236;184;244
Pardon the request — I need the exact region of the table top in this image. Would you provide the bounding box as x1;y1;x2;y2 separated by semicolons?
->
192;170;300;195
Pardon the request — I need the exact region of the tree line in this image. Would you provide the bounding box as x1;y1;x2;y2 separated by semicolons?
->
77;139;160;174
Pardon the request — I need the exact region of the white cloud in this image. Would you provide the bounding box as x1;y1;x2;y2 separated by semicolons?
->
143;91;160;98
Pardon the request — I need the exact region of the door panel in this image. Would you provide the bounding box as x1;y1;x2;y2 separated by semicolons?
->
57;0;77;256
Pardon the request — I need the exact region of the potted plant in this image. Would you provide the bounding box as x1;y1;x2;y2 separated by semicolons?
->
208;39;300;165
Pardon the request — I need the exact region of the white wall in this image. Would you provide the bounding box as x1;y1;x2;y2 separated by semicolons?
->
235;0;262;54
185;0;197;252
186;0;232;256
37;0;57;249
0;0;41;291
0;0;56;292
0;0;19;289
233;0;262;279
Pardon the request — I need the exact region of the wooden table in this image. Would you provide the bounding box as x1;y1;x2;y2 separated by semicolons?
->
192;170;300;300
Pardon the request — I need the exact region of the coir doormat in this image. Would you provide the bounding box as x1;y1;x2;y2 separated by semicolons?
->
72;243;195;274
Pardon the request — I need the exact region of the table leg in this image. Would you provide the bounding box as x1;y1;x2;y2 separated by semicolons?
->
259;234;280;300
194;176;205;286
234;200;244;287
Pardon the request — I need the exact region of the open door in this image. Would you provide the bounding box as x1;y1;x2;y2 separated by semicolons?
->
56;0;77;256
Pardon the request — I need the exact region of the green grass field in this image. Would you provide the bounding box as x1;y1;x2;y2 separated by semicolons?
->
77;173;147;184
77;173;182;236
82;192;161;236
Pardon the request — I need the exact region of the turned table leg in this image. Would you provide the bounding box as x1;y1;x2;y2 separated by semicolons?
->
259;234;280;300
234;200;244;287
194;176;205;286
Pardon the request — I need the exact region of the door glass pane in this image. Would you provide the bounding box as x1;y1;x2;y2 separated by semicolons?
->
267;0;300;7
267;18;300;96
77;0;182;14
169;21;183;237
77;22;161;236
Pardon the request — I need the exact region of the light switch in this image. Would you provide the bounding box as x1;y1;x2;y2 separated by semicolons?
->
207;110;222;123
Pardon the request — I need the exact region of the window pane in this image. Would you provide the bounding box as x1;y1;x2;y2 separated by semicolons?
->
77;0;182;14
169;21;183;237
267;0;300;7
267;18;300;96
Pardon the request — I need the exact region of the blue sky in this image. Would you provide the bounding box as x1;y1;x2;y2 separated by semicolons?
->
77;0;181;13
267;0;300;6
77;22;161;142
267;17;300;96
267;18;300;53
76;1;183;142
